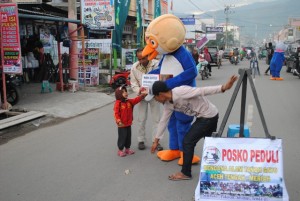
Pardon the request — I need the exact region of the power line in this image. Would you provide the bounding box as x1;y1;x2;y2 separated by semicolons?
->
188;0;213;18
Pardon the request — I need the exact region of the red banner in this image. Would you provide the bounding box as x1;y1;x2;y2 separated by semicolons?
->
0;3;22;74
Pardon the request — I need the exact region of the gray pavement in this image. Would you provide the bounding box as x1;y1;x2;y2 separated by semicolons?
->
14;83;116;119
1;59;300;200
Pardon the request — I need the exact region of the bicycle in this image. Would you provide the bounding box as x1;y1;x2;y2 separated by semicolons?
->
249;56;260;78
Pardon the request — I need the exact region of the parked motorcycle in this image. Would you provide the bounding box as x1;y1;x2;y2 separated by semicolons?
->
0;74;22;106
109;69;131;90
285;55;296;73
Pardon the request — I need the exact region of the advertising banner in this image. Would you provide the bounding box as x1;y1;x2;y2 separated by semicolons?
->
154;0;161;18
112;0;131;50
197;36;209;49
0;3;22;74
136;0;142;47
180;17;195;25
206;27;224;33
77;39;111;54
78;48;99;86
122;48;136;70
195;137;289;201
287;29;294;41
80;0;115;30
161;0;168;15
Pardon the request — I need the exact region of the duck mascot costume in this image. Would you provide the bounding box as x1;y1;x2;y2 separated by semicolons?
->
142;14;200;165
270;42;286;80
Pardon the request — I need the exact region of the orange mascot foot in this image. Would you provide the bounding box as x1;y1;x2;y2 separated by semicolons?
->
157;150;181;161
270;77;276;80
177;151;200;166
276;77;283;80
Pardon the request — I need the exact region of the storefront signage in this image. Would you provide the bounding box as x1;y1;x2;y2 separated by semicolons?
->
78;48;99;86
206;27;224;33
80;0;115;30
195;137;289;201
180;18;195;25
122;48;136;70
0;3;22;74
77;39;111;54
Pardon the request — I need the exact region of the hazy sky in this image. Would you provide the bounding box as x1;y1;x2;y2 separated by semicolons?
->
172;0;276;16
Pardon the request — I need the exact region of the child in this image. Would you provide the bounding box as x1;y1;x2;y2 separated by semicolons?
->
113;85;146;157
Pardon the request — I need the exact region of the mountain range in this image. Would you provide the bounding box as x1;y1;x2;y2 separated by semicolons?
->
203;0;300;42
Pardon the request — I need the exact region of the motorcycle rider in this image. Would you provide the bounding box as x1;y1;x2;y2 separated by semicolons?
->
231;48;239;64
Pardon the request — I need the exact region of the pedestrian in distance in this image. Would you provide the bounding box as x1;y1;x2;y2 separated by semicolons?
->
265;42;274;75
218;47;224;66
192;48;199;66
130;48;163;151
150;75;238;180
113;85;147;157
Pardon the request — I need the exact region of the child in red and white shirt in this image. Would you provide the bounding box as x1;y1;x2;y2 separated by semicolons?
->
113;85;146;157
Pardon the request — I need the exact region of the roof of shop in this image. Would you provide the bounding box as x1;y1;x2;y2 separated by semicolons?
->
17;3;80;24
18;3;68;18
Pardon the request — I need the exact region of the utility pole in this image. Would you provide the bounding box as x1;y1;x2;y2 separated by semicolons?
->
224;5;234;48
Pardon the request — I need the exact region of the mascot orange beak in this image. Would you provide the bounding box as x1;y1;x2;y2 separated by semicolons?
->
142;37;159;60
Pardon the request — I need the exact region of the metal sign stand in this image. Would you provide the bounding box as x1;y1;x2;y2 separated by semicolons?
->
213;68;275;139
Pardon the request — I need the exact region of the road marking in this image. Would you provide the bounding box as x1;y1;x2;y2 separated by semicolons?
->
247;104;254;129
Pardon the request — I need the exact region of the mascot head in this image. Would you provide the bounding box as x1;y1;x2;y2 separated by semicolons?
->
275;41;287;52
142;14;186;60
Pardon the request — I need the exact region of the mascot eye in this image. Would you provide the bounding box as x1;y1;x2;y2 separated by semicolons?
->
148;38;158;48
150;40;156;46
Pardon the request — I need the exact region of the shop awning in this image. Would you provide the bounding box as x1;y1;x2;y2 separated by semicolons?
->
18;3;80;24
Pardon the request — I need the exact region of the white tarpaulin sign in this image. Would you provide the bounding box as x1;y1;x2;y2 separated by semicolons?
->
195;137;289;201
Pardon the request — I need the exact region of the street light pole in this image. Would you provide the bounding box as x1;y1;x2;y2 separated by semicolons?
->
224;5;234;48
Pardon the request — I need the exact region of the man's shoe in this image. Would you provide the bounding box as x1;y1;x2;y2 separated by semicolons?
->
156;143;163;151
138;142;145;150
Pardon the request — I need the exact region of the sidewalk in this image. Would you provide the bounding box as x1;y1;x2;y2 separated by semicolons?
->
14;83;116;119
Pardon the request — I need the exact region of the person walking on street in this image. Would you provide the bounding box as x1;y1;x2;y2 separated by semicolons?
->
192;48;199;66
265;42;274;75
218;47;224;66
130;48;163;151
113;86;147;157
150;75;238;180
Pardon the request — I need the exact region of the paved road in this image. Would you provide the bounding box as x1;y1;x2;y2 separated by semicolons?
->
0;59;299;201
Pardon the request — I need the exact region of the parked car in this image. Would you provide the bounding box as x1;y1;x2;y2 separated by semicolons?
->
207;46;219;65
